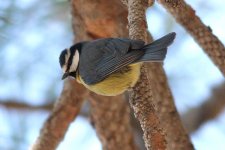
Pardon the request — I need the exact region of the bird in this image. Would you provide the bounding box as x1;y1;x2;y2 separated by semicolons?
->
59;32;176;96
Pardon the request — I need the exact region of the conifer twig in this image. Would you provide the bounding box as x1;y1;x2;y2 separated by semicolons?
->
158;0;225;76
32;80;87;150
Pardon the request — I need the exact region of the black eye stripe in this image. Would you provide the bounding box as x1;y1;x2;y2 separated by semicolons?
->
66;49;76;72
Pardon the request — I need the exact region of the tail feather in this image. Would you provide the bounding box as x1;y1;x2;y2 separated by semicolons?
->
136;32;176;62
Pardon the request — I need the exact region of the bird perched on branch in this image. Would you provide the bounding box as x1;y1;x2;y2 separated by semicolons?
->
59;32;176;96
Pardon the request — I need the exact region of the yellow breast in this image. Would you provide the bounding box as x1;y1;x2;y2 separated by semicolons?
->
76;63;141;96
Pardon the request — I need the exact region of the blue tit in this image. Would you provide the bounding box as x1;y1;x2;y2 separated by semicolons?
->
59;32;176;96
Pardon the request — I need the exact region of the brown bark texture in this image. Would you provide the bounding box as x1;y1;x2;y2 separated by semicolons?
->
32;80;87;150
147;63;194;150
5;80;225;136
146;27;193;149
3;79;225;136
0;100;53;111
89;93;137;150
158;0;225;76
72;0;128;39
72;0;137;150
127;0;167;149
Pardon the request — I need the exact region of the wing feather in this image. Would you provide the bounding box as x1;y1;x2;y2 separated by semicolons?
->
79;38;145;85
85;50;144;84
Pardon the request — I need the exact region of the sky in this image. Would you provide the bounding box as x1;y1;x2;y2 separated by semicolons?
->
0;0;225;149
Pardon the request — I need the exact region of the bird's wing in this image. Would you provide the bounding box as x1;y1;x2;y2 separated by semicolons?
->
80;38;145;85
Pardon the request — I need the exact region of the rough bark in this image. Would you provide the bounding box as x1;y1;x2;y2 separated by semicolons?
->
182;81;225;133
32;80;87;150
5;80;225;136
147;32;193;149
72;0;137;150
129;66;167;150
147;63;194;150
89;93;137;150
127;0;167;149
72;0;128;39
158;0;225;76
3;80;225;136
121;0;155;7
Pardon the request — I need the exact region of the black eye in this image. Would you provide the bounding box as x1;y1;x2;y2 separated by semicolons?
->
69;71;76;78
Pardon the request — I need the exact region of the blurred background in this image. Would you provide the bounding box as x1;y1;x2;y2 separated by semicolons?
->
0;0;225;149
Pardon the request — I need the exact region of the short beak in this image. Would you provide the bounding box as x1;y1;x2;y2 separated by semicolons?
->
62;72;70;80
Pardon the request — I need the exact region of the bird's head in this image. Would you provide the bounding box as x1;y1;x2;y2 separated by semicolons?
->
59;43;81;80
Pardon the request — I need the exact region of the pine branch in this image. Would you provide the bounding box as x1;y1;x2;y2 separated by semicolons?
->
182;81;225;133
147;63;194;150
3;80;225;137
145;28;194;149
32;80;88;150
126;0;167;149
158;0;225;76
0;100;53;111
2;80;225;136
89;93;137;150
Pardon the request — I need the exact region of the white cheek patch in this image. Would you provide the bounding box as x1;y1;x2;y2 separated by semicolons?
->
62;49;70;73
65;48;70;64
69;50;79;72
62;65;67;73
